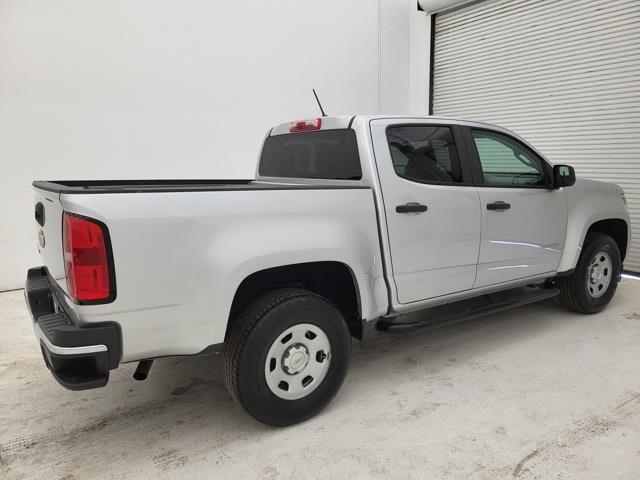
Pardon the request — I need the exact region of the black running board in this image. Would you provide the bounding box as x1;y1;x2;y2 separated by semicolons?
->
377;287;560;334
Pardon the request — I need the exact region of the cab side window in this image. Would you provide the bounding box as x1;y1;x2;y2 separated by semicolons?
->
472;129;548;187
387;126;463;184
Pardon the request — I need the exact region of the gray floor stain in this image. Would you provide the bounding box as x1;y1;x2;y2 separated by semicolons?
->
171;377;210;396
1;281;640;479
153;449;189;473
511;391;640;478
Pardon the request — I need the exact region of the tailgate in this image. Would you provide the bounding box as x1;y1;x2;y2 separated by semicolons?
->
33;187;68;294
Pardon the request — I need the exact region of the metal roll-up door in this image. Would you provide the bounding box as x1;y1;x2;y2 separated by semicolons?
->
432;0;640;272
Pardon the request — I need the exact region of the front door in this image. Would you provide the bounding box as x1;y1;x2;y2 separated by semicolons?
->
371;119;482;304
464;127;568;288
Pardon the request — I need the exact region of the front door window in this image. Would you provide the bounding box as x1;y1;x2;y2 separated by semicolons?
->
472;129;548;187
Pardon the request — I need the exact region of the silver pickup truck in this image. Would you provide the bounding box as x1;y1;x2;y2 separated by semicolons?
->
26;115;630;425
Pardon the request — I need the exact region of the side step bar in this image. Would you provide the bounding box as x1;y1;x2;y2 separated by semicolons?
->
377;287;560;334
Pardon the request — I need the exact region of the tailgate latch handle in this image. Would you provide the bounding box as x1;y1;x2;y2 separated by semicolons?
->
35;202;45;226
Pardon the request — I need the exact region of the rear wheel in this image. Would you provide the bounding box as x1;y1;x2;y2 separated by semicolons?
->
223;288;351;426
557;233;621;313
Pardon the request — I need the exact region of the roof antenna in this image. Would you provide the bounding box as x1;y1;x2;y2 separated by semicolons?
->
313;89;327;117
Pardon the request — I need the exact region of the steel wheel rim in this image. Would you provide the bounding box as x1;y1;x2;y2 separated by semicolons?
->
264;323;331;400
587;251;612;298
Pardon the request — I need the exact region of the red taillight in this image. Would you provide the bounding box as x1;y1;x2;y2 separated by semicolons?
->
289;118;322;133
63;212;115;303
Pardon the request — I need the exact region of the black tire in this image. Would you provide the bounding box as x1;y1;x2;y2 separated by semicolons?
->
223;288;351;426
557;232;621;314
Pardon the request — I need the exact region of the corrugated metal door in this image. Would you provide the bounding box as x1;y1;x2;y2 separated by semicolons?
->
432;0;640;272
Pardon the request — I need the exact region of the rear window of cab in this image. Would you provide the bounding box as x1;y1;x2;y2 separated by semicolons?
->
258;129;362;180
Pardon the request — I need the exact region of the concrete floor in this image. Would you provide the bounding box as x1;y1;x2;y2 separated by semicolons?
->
1;280;639;480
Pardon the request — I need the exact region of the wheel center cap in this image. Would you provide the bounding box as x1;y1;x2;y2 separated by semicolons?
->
282;344;309;374
590;265;602;283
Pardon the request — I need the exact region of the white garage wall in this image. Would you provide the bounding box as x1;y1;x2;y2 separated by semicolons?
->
0;0;413;291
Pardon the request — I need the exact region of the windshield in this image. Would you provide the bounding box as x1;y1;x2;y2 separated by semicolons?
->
259;129;362;180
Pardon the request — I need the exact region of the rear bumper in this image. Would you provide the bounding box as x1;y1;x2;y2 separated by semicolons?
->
24;267;121;390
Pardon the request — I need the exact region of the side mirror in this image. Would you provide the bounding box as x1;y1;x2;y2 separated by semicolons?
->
553;164;576;188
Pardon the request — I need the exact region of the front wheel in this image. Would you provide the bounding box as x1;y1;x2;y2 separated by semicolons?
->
223;288;351;426
557;232;621;314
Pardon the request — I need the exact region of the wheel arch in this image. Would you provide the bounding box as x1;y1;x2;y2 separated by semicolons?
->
227;261;364;340
585;218;628;263
558;214;629;273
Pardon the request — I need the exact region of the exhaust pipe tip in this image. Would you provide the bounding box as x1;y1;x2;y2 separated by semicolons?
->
133;359;153;381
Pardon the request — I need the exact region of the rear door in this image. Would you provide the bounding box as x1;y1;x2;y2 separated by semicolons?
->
370;119;482;304
462;126;568;287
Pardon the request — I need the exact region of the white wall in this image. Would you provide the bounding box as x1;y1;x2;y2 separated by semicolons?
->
409;7;430;114
379;0;409;113
0;0;414;290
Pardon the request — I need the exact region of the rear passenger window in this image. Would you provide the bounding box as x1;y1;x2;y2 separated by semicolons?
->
386;126;463;184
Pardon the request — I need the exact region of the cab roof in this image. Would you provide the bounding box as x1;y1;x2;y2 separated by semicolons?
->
269;114;508;136
268;114;548;163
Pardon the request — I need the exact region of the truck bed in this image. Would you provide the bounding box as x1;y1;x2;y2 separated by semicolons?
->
31;180;383;362
33;180;367;194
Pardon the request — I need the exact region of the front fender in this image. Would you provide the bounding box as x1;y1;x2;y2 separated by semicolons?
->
557;180;629;272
